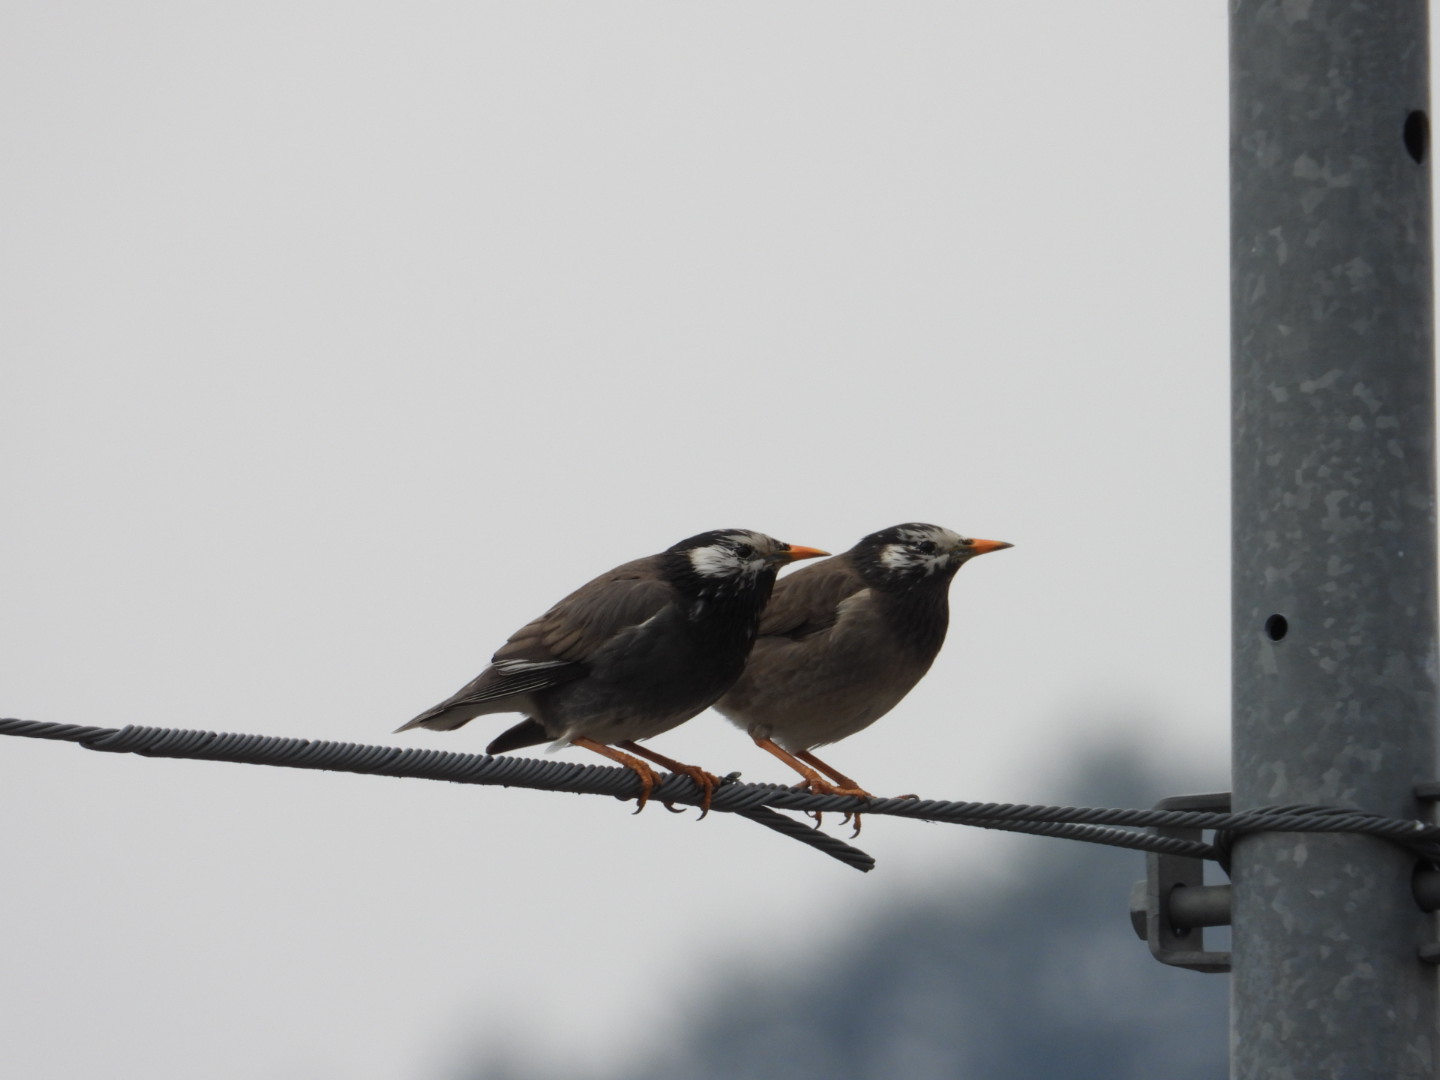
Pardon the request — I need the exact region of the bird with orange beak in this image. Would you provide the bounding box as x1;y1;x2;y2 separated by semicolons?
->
399;529;828;812
715;523;1011;831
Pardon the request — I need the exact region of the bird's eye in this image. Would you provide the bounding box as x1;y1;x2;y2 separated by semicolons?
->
733;542;755;559
916;540;938;555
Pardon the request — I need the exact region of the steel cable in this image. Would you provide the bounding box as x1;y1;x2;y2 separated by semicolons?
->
6;717;1438;871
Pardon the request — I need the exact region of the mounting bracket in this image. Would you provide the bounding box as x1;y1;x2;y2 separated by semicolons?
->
1129;792;1232;974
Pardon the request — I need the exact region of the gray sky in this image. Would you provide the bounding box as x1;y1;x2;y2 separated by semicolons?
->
3;4;1259;1077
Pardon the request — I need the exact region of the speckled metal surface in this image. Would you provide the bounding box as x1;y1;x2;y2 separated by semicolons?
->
1231;2;1439;1076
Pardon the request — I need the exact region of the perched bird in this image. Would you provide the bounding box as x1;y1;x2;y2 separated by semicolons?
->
714;523;1011;829
398;529;828;812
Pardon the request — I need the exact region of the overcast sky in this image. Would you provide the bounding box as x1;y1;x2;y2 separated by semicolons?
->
0;3;1317;1077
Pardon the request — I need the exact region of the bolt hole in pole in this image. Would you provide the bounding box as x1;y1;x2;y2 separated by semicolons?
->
1264;614;1288;641
1405;110;1429;164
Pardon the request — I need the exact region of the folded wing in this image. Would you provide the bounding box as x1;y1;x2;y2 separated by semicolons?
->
397;557;675;732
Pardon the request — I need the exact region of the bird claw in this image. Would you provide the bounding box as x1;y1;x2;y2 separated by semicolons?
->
626;766;659;814
791;778;871;837
682;768;721;820
656;765;720;819
815;800;868;838
612;741;720;820
789;781;826;829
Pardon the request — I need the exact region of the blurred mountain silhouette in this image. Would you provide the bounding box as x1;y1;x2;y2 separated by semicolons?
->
463;745;1229;1080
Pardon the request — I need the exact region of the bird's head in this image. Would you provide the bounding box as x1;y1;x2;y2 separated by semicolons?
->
664;529;829;596
853;523;1012;587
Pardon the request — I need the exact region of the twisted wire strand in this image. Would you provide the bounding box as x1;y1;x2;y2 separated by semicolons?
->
1;718;874;871
5;717;1437;868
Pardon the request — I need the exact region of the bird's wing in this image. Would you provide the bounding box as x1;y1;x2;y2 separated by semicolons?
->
396;557;674;732
756;554;866;639
491;555;675;666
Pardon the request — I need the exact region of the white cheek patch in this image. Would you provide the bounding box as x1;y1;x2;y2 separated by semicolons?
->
879;543;948;576
879;525;971;576
688;544;739;578
878;544;918;571
688;531;775;580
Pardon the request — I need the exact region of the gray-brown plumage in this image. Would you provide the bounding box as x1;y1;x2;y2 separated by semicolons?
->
715;523;1011;819
398;529;828;811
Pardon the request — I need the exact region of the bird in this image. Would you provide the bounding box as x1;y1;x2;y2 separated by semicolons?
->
397;529;829;813
713;523;1011;831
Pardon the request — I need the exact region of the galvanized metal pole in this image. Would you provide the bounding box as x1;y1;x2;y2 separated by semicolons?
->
1231;4;1438;1078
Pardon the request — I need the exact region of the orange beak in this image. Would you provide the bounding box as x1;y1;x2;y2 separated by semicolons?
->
962;538;1013;556
777;544;830;564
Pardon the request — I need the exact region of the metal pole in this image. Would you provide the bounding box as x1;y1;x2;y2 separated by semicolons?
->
1231;4;1438;1078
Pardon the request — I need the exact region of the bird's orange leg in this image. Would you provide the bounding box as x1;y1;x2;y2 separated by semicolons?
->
751;736;871;836
793;749;870;797
571;736;661;814
616;741;720;819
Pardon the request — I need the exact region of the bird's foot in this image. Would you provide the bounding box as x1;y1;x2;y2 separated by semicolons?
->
614;740;719;819
625;762;661;814
659;764;721;819
628;762;662;813
832;786;873;839
649;764;722;817
787;779;827;828
789;778;873;837
571;736;661;813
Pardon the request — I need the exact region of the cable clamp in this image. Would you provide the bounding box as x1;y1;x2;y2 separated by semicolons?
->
1129;792;1232;974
